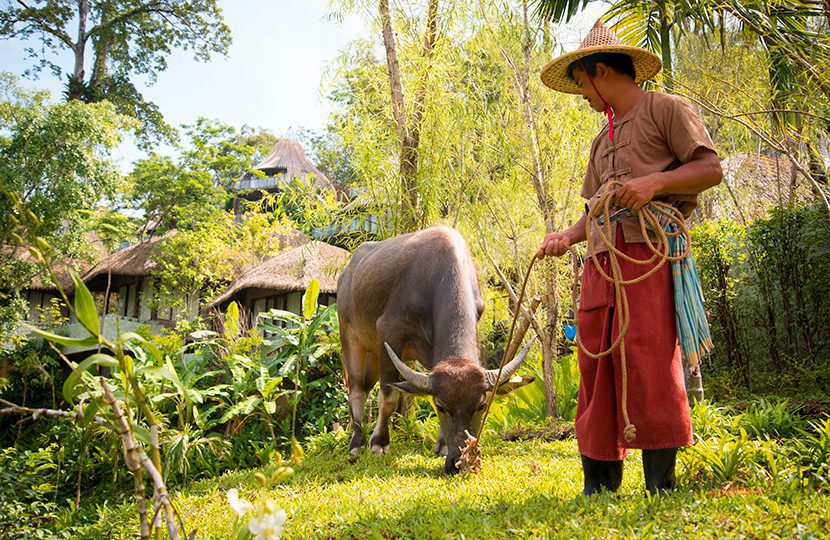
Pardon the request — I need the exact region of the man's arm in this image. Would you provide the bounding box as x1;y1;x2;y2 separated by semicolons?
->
614;148;722;211
537;213;588;259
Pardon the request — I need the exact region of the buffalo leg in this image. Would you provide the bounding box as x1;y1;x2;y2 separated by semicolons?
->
369;383;400;454
370;335;407;455
343;330;378;455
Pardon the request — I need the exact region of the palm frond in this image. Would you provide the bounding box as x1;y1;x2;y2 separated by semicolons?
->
530;0;593;23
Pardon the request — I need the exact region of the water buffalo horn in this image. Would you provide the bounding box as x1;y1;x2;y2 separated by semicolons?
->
485;336;537;388
384;342;432;392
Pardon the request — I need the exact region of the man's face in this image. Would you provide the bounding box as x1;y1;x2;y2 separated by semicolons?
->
573;67;606;113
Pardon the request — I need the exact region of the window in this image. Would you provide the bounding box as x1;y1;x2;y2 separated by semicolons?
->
253;294;289;330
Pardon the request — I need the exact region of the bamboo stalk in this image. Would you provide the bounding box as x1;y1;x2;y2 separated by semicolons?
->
100;378;180;540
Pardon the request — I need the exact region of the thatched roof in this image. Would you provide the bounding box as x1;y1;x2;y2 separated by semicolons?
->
83;234;168;284
9;232;107;293
236;139;334;192
83;229;313;289
694;153;813;223
206;241;349;309
230;229;311;275
29;257;96;293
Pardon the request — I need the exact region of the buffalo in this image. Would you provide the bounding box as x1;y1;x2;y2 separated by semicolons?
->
336;225;534;474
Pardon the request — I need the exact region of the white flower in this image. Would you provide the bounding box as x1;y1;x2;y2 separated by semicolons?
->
248;506;287;540
226;488;253;517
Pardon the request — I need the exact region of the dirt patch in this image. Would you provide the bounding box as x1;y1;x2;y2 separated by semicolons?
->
500;422;575;442
793;398;830;420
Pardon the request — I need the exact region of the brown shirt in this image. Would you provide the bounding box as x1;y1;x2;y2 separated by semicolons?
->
580;91;717;258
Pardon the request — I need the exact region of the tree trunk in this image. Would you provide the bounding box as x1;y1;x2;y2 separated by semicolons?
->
89;5;114;99
658;0;673;93
542;277;559;417
379;0;439;232
748;248;783;370
713;251;749;388
68;0;91;100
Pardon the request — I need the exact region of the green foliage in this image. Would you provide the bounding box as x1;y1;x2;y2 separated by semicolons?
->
680;400;829;494
487;348;579;431
689;426;755;484
692;205;830;396
740;399;804;439
150;220;236;312
181;118;259;188
798;417;830;489
0;73;133;302
129;154;228;234
257;281;347;438
0;444;72;539
128;118;270;234
299;127;358;191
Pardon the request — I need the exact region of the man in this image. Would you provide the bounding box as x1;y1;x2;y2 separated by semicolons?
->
537;20;722;496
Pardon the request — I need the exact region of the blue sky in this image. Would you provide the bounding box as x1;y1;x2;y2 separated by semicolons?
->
0;0;365;167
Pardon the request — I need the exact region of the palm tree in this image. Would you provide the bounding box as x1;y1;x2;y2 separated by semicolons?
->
531;0;830;98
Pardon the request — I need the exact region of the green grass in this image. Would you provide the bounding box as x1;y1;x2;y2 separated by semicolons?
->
71;427;830;539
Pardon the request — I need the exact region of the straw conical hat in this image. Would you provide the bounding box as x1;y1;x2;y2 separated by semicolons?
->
541;19;662;94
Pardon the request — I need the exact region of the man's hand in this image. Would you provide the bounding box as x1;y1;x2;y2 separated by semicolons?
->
614;173;662;211
537;231;572;259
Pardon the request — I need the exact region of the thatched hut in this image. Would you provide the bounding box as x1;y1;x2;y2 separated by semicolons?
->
82;235;172;322
205;241;349;327
694;153;813;223
8;232;107;324
82;229;312;325
232;140;337;208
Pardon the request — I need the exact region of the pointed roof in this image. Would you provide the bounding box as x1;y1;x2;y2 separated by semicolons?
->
205;241;348;309
252;139;333;191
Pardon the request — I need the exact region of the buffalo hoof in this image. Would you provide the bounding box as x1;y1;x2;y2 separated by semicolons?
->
444;460;460;475
370;444;389;455
435;442;448;457
349;430;365;456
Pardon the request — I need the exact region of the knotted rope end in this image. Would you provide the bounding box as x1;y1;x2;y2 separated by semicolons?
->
623;423;637;443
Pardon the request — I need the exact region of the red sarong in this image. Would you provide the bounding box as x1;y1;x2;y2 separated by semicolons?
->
575;229;693;461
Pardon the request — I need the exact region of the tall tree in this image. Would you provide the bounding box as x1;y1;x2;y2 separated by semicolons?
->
379;0;440;232
0;0;232;146
0;73;133;335
129;118;259;234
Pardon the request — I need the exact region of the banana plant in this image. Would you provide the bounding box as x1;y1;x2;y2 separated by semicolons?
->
256;279;339;438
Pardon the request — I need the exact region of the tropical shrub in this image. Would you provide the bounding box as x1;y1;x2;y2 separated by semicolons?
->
256;280;347;439
487;347;579;431
692;204;830;397
0;444;69;539
739;399;804;439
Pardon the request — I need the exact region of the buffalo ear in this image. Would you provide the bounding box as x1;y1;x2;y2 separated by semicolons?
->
388;381;434;396
494;374;536;395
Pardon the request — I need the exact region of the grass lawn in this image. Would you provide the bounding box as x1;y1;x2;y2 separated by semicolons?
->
78;427;830;539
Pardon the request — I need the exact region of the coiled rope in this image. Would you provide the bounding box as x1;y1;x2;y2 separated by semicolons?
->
577;180;690;442
458;182;692;473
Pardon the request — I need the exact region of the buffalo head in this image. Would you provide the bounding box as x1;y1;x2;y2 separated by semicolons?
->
384;339;536;474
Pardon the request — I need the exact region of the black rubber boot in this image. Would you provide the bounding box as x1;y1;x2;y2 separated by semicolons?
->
581;454;624;496
642;448;678;496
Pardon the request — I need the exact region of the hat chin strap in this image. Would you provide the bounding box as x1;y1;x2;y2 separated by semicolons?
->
578;60;614;142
